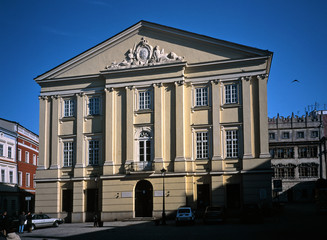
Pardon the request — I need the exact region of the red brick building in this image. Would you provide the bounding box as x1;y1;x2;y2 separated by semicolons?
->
16;125;39;212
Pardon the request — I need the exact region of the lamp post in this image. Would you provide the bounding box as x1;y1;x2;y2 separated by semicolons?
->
161;168;166;225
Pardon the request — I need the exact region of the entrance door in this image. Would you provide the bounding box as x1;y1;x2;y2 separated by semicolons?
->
135;180;153;217
197;184;210;211
226;184;241;209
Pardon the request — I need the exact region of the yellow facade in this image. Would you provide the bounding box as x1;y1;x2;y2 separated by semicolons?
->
35;21;273;222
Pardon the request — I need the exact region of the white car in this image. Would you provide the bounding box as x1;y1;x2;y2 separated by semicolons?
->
25;214;64;230
176;207;195;225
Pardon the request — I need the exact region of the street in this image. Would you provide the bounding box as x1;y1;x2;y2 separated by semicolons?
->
19;203;326;240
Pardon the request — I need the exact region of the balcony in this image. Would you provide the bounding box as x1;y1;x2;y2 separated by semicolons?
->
125;161;154;174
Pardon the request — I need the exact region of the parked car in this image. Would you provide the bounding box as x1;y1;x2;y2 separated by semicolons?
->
176;207;195;225
241;203;264;223
25;214;64;230
203;206;225;224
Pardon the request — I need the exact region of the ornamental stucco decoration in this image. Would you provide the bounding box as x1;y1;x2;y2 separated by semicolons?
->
105;37;184;70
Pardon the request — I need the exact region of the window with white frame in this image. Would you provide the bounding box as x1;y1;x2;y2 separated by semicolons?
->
225;84;238;104
25;151;29;163
196;132;208;159
9;171;13;184
195;87;208;106
88;97;100;115
26;173;30;187
63;142;74;167
269;132;275;140
33;154;36;165
311;131;319;138
8;146;12;158
226;130;238;158
64;99;75;117
89;140;100;165
1;169;5;182
0;144;3;156
18;171;22;186
18;149;21;161
138;90;151;110
282;132;290;139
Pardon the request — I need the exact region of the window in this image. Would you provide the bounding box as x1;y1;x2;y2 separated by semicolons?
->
26;173;30;187
270;147;294;158
139;131;151;162
282;132;290;139
196;132;208;159
18;149;21;161
88;97;100;115
89;140;99;165
311;131;319;138
226;130;238;158
64;99;75;117
299;163;318;178
273;164;295;179
1;169;5;182
0;144;3;156
225;84;238;104
33;174;36;188
269;133;275;140
8;146;12;158
195;87;208;106
298;146;318;158
18;172;22;186
63;142;74;167
139;90;151;110
9;171;13;184
297;131;304;139
33;154;36;165
25;151;29;163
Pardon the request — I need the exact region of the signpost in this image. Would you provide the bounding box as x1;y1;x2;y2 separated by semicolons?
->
25;196;31;212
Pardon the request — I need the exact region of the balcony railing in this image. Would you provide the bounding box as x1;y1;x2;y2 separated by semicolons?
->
125;161;154;173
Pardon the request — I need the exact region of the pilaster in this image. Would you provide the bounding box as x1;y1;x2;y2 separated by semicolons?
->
74;93;85;176
242;77;254;159
154;83;164;171
126;86;134;162
211;80;223;171
104;88;115;175
72;181;86;223
258;75;270;158
174;81;186;172
50;95;59;171
38;96;48;170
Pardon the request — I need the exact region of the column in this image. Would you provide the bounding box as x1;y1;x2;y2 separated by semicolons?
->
72;180;86;223
242;77;254;159
74;93;85;176
104;88;115;175
154;83;164;171
258;75;270;158
211;80;223;171
125;87;134;163
174;81;186;172
38;96;48;170
50;96;59;170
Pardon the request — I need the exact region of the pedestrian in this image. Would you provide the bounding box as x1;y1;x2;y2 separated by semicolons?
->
0;212;8;237
25;212;32;233
93;212;98;227
18;212;25;233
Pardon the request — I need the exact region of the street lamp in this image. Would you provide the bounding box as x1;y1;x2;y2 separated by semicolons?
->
161;168;167;225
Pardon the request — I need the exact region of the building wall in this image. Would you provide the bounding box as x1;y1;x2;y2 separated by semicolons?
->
35;22;272;222
269;112;325;202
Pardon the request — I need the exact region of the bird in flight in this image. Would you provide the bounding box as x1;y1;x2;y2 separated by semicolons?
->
291;79;300;83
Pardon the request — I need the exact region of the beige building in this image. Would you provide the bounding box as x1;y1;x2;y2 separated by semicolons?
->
34;21;273;222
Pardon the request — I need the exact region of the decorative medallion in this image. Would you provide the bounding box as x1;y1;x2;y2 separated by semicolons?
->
105;37;184;70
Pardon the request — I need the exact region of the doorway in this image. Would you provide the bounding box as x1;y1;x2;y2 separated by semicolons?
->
135;180;153;217
226;184;241;209
197;184;210;210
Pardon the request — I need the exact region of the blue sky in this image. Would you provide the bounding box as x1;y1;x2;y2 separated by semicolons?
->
1;0;326;135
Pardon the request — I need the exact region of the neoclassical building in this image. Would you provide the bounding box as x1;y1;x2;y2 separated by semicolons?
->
35;21;273;222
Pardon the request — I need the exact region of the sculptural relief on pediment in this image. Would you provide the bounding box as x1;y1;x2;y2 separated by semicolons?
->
105;37;184;70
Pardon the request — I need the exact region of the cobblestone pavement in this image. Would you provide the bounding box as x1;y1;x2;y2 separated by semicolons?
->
19;203;326;240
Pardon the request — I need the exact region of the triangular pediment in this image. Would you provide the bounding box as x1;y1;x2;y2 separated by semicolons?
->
35;21;272;81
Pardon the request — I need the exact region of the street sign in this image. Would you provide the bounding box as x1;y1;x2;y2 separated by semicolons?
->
25;196;32;201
